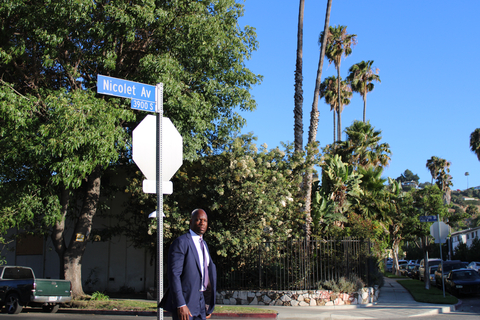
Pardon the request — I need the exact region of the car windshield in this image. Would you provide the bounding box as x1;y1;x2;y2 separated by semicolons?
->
452;270;480;280
444;264;465;272
429;267;438;274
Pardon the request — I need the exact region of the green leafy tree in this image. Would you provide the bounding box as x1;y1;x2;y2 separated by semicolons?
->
119;135;309;263
395;169;420;183
320;25;357;141
312;154;363;234
0;0;260;298
346;60;380;123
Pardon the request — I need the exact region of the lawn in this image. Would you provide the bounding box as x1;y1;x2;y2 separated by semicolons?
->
396;279;458;304
64;299;277;314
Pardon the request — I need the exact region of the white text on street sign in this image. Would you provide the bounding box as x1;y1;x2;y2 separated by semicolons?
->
97;75;156;102
419;215;438;223
131;99;155;112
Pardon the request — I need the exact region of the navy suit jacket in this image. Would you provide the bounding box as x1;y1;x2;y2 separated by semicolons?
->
161;232;216;318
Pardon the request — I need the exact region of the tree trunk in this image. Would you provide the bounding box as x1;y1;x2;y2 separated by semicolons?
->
336;66;342;141
363;92;367;123
64;165;102;298
293;0;305;153
333;111;336;143
303;0;332;239
51;186;69;279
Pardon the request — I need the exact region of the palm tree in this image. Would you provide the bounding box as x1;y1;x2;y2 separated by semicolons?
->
293;0;305;153
426;156;452;204
465;172;470;189
319;76;352;143
303;0;332;239
321;25;357;141
346;60;380;123
329;120;391;170
470;128;480;161
426;156;441;185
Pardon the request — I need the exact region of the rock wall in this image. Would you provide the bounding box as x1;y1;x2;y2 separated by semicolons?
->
216;286;379;306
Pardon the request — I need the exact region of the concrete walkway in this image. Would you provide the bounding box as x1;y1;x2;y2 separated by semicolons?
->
243;277;460;320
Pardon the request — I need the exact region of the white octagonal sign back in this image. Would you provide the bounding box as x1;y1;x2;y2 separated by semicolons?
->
132;115;183;182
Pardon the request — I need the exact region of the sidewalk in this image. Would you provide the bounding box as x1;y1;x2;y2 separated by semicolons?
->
59;277;460;319
230;277;460;320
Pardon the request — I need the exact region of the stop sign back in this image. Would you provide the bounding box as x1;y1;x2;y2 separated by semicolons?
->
132;115;183;186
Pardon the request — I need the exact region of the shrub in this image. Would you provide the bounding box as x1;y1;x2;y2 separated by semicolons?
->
90;292;109;301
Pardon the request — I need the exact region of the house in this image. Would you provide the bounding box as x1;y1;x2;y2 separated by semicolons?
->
450;226;480;252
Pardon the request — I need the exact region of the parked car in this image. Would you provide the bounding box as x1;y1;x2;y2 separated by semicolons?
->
406;264;419;278
434;260;468;288
411;264;421;279
466;261;480;273
445;268;480;296
386;261;393;273
0;266;71;314
419;258;442;282
398;263;409;276
428;265;439;283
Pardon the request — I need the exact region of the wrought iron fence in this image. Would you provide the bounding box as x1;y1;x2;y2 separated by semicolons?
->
216;238;374;290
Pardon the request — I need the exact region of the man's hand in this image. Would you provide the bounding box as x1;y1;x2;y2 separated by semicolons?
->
177;305;192;320
206;313;212;319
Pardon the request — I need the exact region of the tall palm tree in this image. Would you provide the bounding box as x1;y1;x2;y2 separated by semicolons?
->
426;156;452;204
426;156;441;185
346;60;380;123
319;76;352;143
321;25;357;141
303;0;332;239
326;120;391;170
293;0;305;153
470;128;480;162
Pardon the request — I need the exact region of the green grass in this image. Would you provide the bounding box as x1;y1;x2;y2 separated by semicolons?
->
64;299;277;314
396;279;458;304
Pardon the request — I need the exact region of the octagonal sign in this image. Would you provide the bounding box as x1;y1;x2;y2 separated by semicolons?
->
133;115;183;184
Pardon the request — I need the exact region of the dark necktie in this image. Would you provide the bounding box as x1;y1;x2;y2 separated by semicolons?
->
200;237;209;289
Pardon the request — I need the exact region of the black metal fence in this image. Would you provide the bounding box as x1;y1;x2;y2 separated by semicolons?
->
216;238;374;291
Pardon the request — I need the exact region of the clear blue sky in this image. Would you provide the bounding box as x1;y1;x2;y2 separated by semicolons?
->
238;0;480;190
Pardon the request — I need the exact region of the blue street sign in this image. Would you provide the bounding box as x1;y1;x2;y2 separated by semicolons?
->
419;215;438;223
131;99;155;112
97;75;156;102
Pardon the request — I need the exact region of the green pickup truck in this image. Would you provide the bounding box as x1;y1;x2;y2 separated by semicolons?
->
0;265;71;314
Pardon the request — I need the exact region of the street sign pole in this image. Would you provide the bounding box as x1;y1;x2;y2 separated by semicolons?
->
438;214;445;298
156;83;164;320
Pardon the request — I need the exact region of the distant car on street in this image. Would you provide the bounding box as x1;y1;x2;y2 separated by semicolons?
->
406;264;419;278
445;269;480;296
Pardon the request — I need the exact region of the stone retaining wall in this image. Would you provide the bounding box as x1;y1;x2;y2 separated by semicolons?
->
216;286;379;306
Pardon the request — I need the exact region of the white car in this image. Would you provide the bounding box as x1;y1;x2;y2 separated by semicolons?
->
467;261;480;273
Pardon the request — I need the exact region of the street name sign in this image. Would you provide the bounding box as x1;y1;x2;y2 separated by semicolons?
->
419;215;438;223
97;74;156;102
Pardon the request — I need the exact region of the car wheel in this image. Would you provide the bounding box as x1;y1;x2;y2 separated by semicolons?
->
42;304;60;313
5;293;23;314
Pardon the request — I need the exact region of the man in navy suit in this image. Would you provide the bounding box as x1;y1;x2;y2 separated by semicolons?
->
161;209;216;320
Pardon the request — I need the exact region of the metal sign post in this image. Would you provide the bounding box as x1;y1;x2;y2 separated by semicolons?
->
97;76;168;320
156;83;164;320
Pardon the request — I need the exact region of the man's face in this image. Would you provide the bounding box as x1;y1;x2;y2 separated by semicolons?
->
190;210;208;235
